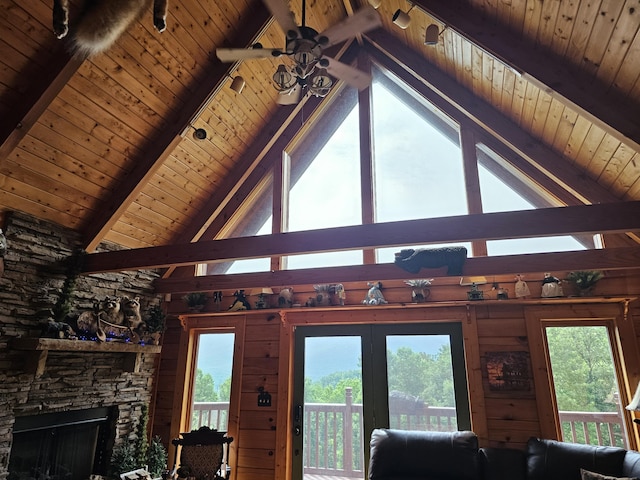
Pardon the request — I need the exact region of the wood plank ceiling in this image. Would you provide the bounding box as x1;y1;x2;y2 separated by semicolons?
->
1;0;640;263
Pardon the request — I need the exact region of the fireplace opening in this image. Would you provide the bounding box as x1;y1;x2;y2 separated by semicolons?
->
8;407;117;480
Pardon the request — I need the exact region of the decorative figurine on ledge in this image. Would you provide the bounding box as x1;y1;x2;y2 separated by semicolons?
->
278;287;294;308
229;290;251;311
363;281;388;305
394;246;467;275
541;273;563;298
514;274;531;298
467;283;484;301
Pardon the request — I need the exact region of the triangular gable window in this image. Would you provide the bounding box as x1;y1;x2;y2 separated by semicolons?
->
209;59;591;275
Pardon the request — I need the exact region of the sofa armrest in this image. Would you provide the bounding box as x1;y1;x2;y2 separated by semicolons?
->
480;447;526;480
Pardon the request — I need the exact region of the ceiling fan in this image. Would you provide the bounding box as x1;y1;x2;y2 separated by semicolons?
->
216;0;382;105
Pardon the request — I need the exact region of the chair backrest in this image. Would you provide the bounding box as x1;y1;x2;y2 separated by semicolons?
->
172;426;233;479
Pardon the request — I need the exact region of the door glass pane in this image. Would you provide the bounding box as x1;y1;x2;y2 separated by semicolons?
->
546;326;629;447
386;335;457;431
191;333;235;432
303;336;364;480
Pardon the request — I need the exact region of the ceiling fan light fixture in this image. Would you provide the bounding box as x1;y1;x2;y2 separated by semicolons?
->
309;68;333;97
273;64;297;91
368;0;382;8
292;40;322;68
392;9;411;29
230;75;246;93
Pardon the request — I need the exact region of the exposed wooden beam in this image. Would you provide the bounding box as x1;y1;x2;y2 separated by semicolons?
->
154;246;640;294
358;52;375;265
364;30;620;206
410;0;640;153
81;4;274;251
0;47;83;163
81;201;640;273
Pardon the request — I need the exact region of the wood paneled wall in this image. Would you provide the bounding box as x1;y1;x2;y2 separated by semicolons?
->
152;271;640;480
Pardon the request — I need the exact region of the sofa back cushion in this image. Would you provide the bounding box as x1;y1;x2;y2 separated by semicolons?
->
480;446;527;480
526;438;627;480
369;428;482;480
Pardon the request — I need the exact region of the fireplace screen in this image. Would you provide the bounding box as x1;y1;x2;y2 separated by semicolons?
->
8;407;115;480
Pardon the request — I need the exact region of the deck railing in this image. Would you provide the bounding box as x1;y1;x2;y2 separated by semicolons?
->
192;396;628;477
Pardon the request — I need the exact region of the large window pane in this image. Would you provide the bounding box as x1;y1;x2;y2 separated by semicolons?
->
285;98;362;269
387;335;458;431
191;333;235;432
546;325;630;448
371;73;467;223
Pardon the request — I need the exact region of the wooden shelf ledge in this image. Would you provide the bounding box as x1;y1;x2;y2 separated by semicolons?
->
10;337;162;377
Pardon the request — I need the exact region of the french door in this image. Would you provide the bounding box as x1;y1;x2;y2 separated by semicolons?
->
292;323;470;480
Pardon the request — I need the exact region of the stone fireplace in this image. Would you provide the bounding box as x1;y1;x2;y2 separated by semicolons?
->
0;212;163;480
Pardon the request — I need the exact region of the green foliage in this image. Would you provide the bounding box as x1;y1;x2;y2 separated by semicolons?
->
218;377;232;401
182;292;208;307
52;248;86;321
546;326;616;412
386;345;455;407
145;304;166;333
194;369;218;401
111;404;169;477
134;404;149;467
304;370;363;404
565;270;604;290
147;436;168;477
109;438;137;476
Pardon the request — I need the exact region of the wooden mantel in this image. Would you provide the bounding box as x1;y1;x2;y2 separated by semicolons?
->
10;337;162;377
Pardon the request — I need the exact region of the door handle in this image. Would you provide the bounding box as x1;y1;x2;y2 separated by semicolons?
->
294;405;302;436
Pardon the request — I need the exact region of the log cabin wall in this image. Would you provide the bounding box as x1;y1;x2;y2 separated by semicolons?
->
153;270;640;480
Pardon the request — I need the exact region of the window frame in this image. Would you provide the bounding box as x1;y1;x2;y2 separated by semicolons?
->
524;303;640;449
177;317;245;478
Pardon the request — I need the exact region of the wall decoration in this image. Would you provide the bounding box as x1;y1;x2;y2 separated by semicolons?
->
394;246;467;275
484;351;532;392
541;273;563;298
362;281;387;305
514;274;531;298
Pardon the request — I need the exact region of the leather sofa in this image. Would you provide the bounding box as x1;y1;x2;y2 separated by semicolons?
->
368;428;640;480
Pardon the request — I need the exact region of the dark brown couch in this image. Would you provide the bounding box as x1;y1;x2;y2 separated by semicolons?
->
368;429;640;480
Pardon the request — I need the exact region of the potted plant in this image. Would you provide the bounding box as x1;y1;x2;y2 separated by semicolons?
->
144;304;166;345
147;435;168;478
182;292;208;312
566;270;604;296
404;279;433;303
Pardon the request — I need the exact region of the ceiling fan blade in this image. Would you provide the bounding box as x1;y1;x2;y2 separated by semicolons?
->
277;84;302;105
216;47;280;62
317;5;381;47
263;0;301;39
324;57;372;90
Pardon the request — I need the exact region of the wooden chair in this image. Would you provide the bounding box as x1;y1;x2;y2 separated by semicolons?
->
171;426;233;480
